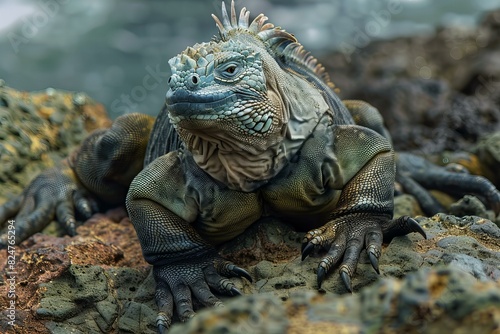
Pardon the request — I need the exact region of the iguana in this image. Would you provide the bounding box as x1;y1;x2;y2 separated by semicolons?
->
1;2;500;333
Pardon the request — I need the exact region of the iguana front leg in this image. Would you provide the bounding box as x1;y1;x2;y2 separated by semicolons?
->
126;152;251;333
342;100;500;216
301;126;426;291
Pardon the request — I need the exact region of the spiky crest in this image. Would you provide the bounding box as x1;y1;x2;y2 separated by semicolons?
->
211;0;336;90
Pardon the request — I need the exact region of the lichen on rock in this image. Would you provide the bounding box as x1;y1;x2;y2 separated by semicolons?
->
0;84;111;201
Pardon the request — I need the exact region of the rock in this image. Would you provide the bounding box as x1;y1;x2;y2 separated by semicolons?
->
433;213;500;238
0;85;111;202
321;10;500;154
380;236;424;278
474;131;500;188
439;252;500;281
168;267;500;334
393;194;424;218
170;293;289;334
449;195;495;221
0;208;151;334
219;218;302;268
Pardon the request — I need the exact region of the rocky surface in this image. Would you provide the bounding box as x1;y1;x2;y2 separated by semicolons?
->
0;82;111;202
1;194;499;333
322;10;500;155
1;9;500;334
0;207;153;334
168;267;500;334
474;131;500;188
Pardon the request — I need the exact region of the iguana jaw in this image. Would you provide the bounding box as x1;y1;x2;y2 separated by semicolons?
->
166;89;237;123
167;88;275;136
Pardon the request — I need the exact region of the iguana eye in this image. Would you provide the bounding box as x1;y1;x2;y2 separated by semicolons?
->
219;63;240;76
225;65;237;74
215;61;244;82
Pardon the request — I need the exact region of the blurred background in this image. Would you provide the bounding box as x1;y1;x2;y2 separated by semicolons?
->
0;0;499;119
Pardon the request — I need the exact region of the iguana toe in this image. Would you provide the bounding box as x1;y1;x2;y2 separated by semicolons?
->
317;266;327;289
215;260;253;282
73;189;99;220
365;229;383;274
0;197;22;224
382;216;427;242
302;225;341;261
338;238;365;291
316;241;346;288
56;201;78;236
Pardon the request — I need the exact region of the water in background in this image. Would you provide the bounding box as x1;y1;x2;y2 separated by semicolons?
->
0;0;499;119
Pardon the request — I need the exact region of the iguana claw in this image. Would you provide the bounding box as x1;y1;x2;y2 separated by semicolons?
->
340;269;353;293
317;266;326;289
230;286;242;296
156;312;171;334
301;242;315;261
383;216;427;242
368;251;380;274
225;264;253;282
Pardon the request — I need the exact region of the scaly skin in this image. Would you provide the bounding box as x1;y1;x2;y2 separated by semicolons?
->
127;2;426;332
0;2;499;333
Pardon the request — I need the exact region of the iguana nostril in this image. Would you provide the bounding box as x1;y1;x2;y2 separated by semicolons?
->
185;73;200;89
167;75;176;89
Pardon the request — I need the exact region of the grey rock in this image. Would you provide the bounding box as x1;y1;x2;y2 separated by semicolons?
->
169;267;500;333
434;213;500;238
394;194;424;218
440;253;500;281
449;195;495;220
470;218;500;238
118;301;157;334
169;293;289;334
36;297;80;321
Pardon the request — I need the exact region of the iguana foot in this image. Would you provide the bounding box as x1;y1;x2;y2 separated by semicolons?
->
397;152;500;216
0;165;98;248
153;251;251;333
301;214;426;291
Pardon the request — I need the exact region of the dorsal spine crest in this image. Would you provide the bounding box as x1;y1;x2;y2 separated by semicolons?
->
211;0;336;89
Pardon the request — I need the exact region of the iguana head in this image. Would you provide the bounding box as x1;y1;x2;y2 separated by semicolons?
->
167;2;290;153
166;0;338;191
167;40;280;154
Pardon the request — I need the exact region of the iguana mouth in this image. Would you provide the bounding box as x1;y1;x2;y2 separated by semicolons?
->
166;89;237;119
